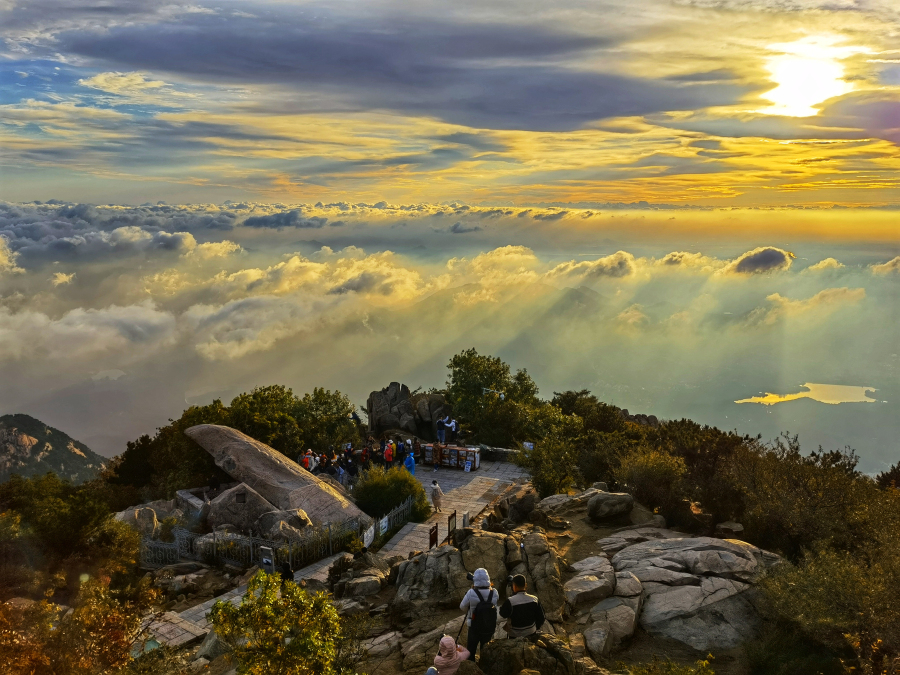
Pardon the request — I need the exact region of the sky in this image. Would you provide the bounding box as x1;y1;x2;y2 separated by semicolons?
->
0;0;898;472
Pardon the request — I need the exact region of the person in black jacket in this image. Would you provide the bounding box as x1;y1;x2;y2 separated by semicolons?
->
499;575;545;637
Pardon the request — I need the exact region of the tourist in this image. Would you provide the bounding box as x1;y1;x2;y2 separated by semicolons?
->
451;419;458;443
431;480;444;513
459;568;498;661
384;441;394;468
347;458;358;487
398;438;406;460
433;441;442;472
403;451;416;475
361;445;370;469
413;438;422;463
436;416;446;443
499;574;545;637
380;436;387;454
426;635;470;675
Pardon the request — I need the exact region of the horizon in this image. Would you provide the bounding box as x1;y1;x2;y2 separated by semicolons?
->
1;0;898;474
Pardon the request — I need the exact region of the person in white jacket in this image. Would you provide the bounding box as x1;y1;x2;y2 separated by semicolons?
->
459;568;499;661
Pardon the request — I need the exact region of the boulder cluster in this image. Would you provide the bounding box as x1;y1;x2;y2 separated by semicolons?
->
366;381;451;439
310;484;783;674
116;425;369;545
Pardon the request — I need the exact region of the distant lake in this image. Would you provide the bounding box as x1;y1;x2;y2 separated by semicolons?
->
735;383;878;406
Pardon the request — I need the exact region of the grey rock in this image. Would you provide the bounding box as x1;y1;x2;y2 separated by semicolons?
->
612;572;642;597
583;623;612;659
591;482;608;491
587;492;634;521
346;575;382;597
416;398;432;422
399;413;417;434
377;413;401;430
196;629;230;660
184;425;367;525
134;507;159;538
597;527;683;555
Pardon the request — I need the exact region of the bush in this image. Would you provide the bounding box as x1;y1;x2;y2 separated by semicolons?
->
615;446;687;515
760;544;900;674
618;656;716;675
209;571;356;675
353;466;431;521
743;622;847;675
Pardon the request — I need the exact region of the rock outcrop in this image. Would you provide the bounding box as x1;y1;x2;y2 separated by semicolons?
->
480;634;611;675
184;424;367;526
607;532;782;651
366;382;451;440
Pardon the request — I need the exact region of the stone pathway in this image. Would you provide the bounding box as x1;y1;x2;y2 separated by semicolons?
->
379;460;527;557
143;611;207;648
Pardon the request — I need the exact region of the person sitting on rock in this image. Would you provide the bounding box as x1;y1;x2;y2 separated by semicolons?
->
460;568;499;662
426;634;470;675
499;574;545;638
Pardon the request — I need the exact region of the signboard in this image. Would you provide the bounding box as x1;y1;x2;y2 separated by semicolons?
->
464;461;472;472
363;525;375;548
260;546;275;575
379;516;389;536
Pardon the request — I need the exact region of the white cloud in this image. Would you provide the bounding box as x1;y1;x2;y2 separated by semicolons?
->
186;240;242;260
746;287;865;325
0;236;23;274
545;251;637;282
806;257;845;271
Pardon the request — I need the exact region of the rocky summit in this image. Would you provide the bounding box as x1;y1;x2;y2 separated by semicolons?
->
184;424;368;525
0;413;105;484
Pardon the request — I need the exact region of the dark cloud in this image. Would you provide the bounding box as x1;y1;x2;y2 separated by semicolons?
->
242;210;328;229
448;221;483;234
49;8;747;131
725;247;794;274
532;211;568;221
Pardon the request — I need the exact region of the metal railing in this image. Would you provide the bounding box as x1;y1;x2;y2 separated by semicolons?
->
140;516;367;570
140;497;418;570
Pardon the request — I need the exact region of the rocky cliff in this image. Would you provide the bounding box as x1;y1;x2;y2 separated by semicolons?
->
0;413;105;484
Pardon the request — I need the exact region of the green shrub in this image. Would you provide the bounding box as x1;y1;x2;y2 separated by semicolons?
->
615;446;686;514
209;571;352;675
353;466;431;521
618;656;716;675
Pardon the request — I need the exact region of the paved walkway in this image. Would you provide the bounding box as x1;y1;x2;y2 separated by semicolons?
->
379;460;527;556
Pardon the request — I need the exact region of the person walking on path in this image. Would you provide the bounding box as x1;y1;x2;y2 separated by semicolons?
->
426;635;469;675
431;480;444;513
404;452;416;475
459;568;499;662
499;574;545;637
433;442;442;471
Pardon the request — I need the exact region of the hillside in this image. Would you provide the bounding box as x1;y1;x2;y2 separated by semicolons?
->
0;413;105;484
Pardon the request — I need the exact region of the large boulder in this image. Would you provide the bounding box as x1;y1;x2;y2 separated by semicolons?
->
460;531;508;591
587;493;634;521
134;507;159;538
523;532;566;620
398;413;417;434
394;546;471;612
611;535;781;651
597;527;684;555
565;556;616;607
416;398;431;422
208;483;278;533
184;425;367;526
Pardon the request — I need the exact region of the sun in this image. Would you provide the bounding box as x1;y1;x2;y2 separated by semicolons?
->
758;36;869;117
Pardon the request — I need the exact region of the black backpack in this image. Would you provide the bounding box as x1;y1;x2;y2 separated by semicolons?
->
471;588;497;635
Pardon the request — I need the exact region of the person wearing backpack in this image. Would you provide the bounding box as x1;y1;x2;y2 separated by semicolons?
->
459;568;498;661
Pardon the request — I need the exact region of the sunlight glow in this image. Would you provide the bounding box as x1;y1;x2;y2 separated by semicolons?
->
759;37;868;117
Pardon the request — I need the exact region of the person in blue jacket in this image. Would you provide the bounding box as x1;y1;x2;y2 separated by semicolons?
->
403;451;416;475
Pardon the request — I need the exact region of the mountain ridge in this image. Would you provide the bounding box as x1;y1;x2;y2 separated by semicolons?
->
0;413;106;484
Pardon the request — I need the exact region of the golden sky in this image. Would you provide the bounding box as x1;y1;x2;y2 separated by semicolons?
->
0;0;898;207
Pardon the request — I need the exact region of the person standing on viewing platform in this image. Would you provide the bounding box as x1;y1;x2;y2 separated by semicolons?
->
433;441;442;472
436;417;446;443
413;438;422;463
385;441;394;468
450;419;458;443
